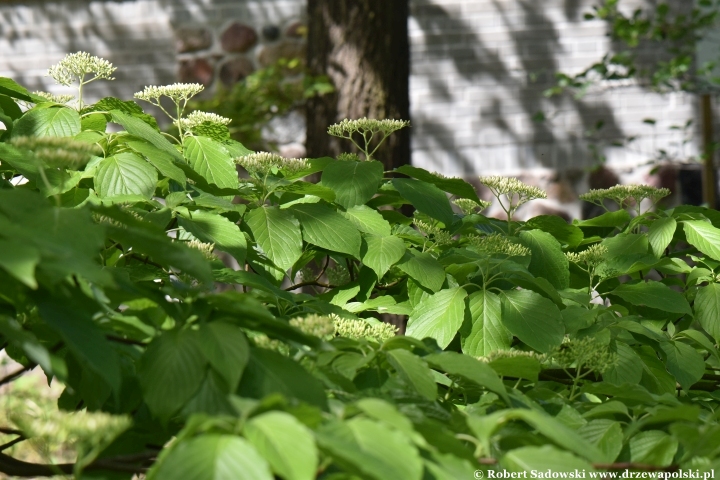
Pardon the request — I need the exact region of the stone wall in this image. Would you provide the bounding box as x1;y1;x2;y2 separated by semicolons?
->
0;0;716;217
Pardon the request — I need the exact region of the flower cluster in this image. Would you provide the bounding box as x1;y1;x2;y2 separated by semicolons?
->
10;136;100;169
336;152;361;162
552;337;617;375
479;176;546;223
414;217;453;246
289;314;336;339
333;316;398;343
186;239;216;260
479;349;546;364
177;111;232;130
327;118;410;138
467;233;530;257
326;264;351;286
565;244;608;266
134;83;204;104
452;198;492;215
580;184;671;211
235;152;309;177
327;117;410;160
33;91;75;104
47;52;116;86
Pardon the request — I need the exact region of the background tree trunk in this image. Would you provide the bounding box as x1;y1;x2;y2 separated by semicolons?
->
306;0;410;170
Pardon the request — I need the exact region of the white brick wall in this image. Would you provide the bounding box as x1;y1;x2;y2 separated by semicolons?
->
0;0;709;177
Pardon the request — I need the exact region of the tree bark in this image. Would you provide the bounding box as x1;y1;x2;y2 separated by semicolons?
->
306;0;410;170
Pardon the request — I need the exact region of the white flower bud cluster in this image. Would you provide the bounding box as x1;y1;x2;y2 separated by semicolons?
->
134;83;205;104
186;239;216;260
337;153;361;162
479;349;546;363
452;198;492;215
177;111;232;130
327;118;410;138
479;176;547;203
10;136;100;169
33;91;75;104
289;314;336;339
47;52;116;86
580;184;671;207
467;233;530;257
414;218;453;246
333;315;398;343
235;152;309;177
565;244;608;266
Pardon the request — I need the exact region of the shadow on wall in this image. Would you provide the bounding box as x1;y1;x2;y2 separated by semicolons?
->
410;0;625;174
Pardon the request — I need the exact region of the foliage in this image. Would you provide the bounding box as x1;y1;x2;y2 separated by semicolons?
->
0;53;720;478
189;58;333;152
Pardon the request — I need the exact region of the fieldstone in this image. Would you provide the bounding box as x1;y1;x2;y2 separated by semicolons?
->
262;25;281;41
175;27;212;53
258;40;305;68
219;57;255;86
284;21;307;38
178;58;214;87
221;22;258;53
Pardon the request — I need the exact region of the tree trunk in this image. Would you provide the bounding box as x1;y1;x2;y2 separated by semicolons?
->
306;0;410;170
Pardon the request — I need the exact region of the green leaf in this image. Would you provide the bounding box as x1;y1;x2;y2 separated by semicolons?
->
361;235;406;279
198;322;249;392
648;217;676;257
610;282;691;315
125;139;187;185
396;251;446;292
578;420;623;463
244;411;318;480
342;205;392;236
0;316;66;380
392;178;456;226
238;348;328;409
138;330;206;420
385;349;437;400
184;135;239;189
13;106;81;137
519;229;569;289
406;287;467;349
316;418;423;480
488;355;541;381
525;215;583;247
110;110;183;161
500;289;564;353
659;340;705;390
575;209;631;227
461;290;511;357
684;220;720;262
35;293;121;392
637;346;677;396
0;77;36;101
0;240;40;288
424;351;508;403
695;283;720;342
322;160;384;208
394;165;481;202
628;430;678;467
95;152;158;199
246;206;303;274
289;203;362;257
604;341;643;386
147;435;273;480
178;209;247;265
501;445;595;474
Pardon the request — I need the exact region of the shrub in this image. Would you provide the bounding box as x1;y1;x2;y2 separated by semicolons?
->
0;53;719;478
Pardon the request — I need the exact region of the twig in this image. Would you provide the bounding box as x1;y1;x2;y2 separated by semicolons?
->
0;366;33;387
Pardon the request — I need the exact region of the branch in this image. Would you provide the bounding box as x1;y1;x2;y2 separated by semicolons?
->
0;365;34;387
0;451;155;478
